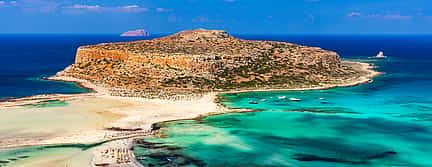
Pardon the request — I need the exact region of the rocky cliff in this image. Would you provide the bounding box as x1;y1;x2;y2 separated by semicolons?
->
58;29;364;98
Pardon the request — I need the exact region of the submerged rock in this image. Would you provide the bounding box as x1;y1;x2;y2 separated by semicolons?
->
134;140;207;166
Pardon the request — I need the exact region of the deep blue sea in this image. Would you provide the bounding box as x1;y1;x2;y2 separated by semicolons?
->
0;34;158;99
1;34;432;166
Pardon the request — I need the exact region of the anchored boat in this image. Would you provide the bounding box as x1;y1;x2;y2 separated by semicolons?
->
369;51;387;59
289;98;302;101
249;101;258;104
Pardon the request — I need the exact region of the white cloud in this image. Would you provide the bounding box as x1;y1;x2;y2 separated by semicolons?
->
65;4;101;10
14;0;61;13
347;12;361;17
156;8;172;12
347;12;412;20
114;5;148;12
119;5;139;9
0;0;17;6
0;1;157;13
63;4;148;13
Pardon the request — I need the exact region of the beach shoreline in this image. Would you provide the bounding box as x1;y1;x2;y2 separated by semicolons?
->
0;60;380;167
45;76;110;95
45;61;381;98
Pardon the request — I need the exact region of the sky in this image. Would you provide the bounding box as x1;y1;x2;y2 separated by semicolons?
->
0;0;431;34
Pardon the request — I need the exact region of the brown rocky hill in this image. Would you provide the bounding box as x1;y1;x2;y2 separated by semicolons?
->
57;29;366;98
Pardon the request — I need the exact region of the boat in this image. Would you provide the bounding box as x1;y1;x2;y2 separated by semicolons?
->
260;99;267;102
369;51;387;59
249;101;258;104
278;96;286;99
289;98;302;101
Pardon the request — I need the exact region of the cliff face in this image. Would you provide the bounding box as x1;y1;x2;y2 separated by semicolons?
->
59;29;359;96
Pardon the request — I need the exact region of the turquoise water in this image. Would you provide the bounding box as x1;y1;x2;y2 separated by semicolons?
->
0;143;101;167
133;36;432;166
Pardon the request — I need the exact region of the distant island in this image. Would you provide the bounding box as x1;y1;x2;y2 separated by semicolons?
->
54;29;378;99
120;29;150;37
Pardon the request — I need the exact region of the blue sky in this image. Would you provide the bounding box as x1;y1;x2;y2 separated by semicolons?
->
0;0;431;34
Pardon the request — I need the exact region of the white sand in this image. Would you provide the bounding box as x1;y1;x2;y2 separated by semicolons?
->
0;89;225;166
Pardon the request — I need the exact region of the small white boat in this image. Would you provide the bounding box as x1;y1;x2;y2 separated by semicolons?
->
260;99;267;102
278;96;286;99
319;97;325;100
369;51;387;59
249;101;258;104
289;98;302;101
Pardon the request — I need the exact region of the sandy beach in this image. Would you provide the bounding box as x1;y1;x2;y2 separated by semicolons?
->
0;61;379;166
0;83;226;166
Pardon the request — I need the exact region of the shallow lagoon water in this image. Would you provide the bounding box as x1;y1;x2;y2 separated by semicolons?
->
133;36;432;166
0;143;98;167
0;97;125;142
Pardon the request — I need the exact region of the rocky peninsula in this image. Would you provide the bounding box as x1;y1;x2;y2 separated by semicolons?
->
56;29;375;99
